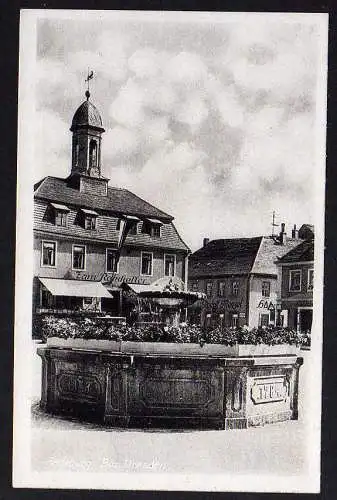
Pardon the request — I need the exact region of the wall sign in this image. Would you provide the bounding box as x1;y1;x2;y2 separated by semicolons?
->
257;300;275;310
70;271;149;286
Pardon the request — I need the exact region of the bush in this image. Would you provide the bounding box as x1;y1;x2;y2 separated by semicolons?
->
39;315;306;346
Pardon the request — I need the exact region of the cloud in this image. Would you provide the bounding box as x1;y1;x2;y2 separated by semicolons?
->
34;16;323;250
34;109;70;180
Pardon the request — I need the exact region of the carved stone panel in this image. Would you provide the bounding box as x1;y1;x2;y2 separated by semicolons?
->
57;372;101;403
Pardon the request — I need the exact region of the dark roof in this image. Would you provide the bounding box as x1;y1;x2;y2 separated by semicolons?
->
277;239;314;264
189;236;304;278
71;99;104;131
34;177;173;221
189;237;263;277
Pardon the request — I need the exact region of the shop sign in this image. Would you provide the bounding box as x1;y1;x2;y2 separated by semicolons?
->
210;298;243;311
70;271;149;286
257;300;275;310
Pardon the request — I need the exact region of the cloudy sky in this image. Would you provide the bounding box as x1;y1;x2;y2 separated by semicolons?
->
31;12;327;251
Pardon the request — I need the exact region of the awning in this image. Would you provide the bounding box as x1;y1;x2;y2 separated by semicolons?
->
81;208;98;216
126;283;154;294
39;278;112;298
50;202;70;211
147;218;163;225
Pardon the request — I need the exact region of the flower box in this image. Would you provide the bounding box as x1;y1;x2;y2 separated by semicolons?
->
46;337;300;357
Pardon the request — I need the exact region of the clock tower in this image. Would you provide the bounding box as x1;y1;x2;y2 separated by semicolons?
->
70;89;105;178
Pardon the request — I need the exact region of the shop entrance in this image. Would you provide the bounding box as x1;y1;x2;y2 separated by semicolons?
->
299;308;313;333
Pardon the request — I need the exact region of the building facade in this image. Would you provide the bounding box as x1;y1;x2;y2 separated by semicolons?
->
276;238;314;333
33;90;189;321
188;226;304;329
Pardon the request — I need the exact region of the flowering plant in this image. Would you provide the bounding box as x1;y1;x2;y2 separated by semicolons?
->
39;315;307;346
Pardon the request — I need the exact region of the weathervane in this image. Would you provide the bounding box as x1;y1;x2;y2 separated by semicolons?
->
85;69;94;99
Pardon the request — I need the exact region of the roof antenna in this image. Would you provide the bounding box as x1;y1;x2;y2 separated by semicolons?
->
271;211;279;237
85;68;94;100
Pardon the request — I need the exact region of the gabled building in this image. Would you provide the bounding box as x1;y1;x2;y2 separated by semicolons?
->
276;238;314;333
188;225;303;329
33;89;189;320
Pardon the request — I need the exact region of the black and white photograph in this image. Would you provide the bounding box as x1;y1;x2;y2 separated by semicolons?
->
13;9;327;492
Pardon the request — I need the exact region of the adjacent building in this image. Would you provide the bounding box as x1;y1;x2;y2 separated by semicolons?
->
33;90;189;321
276;238;314;333
188;225;304;329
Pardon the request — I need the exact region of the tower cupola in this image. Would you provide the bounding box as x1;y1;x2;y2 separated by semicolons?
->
70;90;105;178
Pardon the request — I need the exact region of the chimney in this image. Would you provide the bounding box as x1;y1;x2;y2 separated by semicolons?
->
203;238;209;247
279;223;287;245
291;224;299;239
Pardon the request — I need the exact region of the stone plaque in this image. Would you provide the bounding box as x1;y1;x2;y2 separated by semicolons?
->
251;376;288;405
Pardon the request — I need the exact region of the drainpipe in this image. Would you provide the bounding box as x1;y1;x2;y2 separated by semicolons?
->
184;253;189;291
246;274;252;327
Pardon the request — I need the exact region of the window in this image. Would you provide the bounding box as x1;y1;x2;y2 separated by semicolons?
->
206;282;213;296
231;314;238;328
41;241;56;267
164;254;176;277
260;313;270;327
232;281;239;296
141;252;153;276
55;211;67;227
289;270;302;292
218;282;225;297
72;245;86;270
84;215;96;230
262;281;271;297
89;140;97;168
308;269;314;291
152;225;161;238
129;222;138;235
106;249;118;273
191;282;199;292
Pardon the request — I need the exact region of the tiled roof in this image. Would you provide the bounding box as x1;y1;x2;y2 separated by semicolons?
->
189;236;304;278
252;237;304;275
277;239;314;264
189;237;263;277
34;177;173;221
34;190;189;252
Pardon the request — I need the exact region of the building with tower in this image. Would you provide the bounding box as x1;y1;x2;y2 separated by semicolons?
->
33;88;189;324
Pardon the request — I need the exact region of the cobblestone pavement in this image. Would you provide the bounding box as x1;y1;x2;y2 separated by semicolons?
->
30;344;314;477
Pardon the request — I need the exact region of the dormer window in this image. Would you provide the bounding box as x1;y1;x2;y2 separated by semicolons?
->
144;218;163;238
81;208;98;230
50;203;69;227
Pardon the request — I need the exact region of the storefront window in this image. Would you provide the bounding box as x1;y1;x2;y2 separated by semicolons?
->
41;241;56;267
218;282;225;297
141;252;153;275
73;245;86;270
289;270;302;292
164;254;175;277
206;282;213;296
